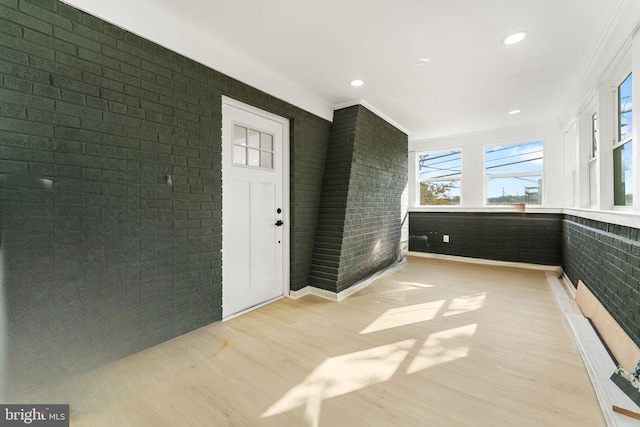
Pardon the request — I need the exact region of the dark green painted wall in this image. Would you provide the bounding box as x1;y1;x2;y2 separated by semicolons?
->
0;0;330;398
310;105;408;293
562;216;640;347
408;211;640;348
409;212;563;266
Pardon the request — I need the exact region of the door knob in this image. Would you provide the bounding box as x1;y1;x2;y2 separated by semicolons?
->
275;220;284;226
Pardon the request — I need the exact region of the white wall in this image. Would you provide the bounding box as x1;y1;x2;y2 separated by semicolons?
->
409;0;640;228
562;0;640;224
408;121;563;211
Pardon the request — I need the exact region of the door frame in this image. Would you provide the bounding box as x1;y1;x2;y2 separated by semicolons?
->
221;96;290;319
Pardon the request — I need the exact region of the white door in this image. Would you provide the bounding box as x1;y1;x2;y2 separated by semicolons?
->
221;97;289;319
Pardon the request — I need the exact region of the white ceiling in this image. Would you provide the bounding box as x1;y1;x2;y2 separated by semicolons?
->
67;0;621;140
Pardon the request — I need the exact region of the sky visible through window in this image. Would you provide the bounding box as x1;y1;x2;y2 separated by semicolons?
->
615;73;633;205
418;151;461;181
619;73;632;142
486;141;543;204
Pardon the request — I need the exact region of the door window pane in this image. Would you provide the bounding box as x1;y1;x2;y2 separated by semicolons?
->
248;129;260;148
262;134;273;151
233;146;247;165
248;148;260;167
261;151;273;169
234;125;247;146
232;125;275;170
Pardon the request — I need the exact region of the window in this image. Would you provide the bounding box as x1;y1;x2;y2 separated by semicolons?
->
417;150;461;205
614;73;632;206
589;112;598;206
485;141;543;205
233;124;274;169
591;112;598;158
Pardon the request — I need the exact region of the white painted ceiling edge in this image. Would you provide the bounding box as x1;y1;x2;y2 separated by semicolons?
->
60;0;336;123
559;0;640;132
58;0;640;142
409;120;562;152
335;99;410;135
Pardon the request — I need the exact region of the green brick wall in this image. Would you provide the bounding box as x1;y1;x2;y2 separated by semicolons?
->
310;105;408;293
409;212;563;265
563;216;640;347
0;0;330;398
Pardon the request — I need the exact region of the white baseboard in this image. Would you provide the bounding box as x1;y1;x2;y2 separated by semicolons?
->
289;258;407;302
545;273;640;426
407;251;561;273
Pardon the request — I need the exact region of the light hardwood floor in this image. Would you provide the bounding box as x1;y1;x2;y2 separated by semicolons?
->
26;256;606;426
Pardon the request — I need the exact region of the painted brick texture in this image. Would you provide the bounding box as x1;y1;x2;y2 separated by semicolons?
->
310;105;408;293
562;216;640;347
409;212;563;266
0;0;330;397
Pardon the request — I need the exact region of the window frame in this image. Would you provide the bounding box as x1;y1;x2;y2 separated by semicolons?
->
613;72;633;207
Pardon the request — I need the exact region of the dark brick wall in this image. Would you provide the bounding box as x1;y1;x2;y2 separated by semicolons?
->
0;0;330;398
409;212;563;265
290;116;331;291
562;216;640;348
310;105;408;293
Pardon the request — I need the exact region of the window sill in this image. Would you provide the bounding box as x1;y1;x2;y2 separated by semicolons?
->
409;205;563;214
406;206;640;228
564;207;640;229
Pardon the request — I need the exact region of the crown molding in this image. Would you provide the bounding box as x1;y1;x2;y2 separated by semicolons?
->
334;99;411;135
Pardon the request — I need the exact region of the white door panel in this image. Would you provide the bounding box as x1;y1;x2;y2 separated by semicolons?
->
222;98;289;318
229;180;251;291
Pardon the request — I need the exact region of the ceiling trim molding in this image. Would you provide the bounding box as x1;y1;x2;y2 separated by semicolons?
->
561;0;640;125
59;0;335;123
408;120;562;151
334;99;411;135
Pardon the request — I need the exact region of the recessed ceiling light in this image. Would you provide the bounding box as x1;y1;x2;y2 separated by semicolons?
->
416;58;431;65
350;79;364;87
508;109;521;115
503;31;528;45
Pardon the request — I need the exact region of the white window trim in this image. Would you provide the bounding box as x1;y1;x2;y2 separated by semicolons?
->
579;97;599;209
599;49;633;211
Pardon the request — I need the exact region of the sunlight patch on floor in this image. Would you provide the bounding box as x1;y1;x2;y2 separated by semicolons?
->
359;300;446;334
443;293;486;317
373;281;434;294
262;339;416;420
396;281;434;289
407;324;477;374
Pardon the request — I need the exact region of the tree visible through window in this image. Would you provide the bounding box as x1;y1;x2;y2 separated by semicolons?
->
418;150;461;205
485;141;543;205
